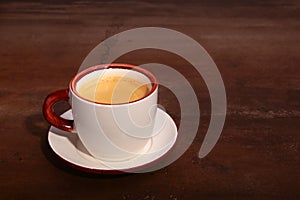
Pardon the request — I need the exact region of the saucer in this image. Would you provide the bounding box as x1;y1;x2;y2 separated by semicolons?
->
48;108;178;174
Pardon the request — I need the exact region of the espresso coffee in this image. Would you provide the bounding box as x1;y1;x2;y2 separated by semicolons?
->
77;75;150;104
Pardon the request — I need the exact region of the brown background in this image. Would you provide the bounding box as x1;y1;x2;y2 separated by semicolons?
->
0;0;299;199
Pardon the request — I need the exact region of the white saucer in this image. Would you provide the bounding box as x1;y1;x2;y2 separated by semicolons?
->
48;108;178;174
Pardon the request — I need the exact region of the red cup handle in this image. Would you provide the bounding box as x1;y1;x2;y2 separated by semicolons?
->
43;89;74;132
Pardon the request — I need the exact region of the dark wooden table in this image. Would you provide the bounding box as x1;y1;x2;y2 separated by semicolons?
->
1;0;299;199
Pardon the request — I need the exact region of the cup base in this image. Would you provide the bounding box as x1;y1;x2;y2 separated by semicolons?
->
76;137;153;162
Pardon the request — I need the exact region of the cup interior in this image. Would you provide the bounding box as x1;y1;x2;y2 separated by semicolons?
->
70;64;158;105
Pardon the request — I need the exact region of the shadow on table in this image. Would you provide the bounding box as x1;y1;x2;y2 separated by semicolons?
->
25;113;134;179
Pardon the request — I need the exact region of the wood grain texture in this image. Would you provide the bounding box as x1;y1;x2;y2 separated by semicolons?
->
0;0;299;199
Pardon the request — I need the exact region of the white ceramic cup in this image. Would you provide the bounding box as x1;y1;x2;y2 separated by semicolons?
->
43;63;158;161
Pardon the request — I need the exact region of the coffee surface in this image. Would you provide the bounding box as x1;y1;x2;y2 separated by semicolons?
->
77;75;150;104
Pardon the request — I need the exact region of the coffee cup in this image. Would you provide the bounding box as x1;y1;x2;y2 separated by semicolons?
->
43;63;158;161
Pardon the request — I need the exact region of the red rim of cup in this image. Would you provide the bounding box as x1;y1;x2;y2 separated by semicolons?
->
70;63;158;105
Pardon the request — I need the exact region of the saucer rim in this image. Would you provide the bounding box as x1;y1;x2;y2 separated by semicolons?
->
47;108;178;174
